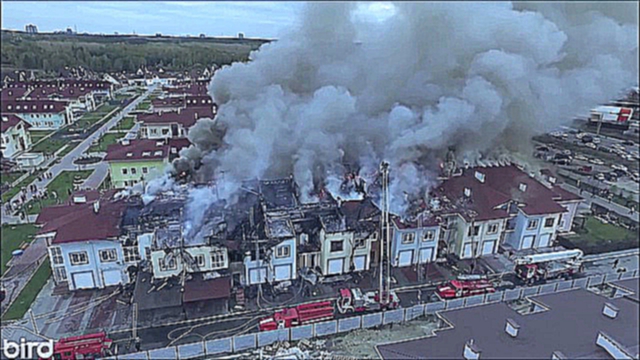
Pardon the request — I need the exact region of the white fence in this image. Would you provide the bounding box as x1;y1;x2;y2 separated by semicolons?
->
105;270;640;360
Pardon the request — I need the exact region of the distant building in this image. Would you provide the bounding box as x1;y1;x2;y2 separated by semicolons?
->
1;114;32;159
25;24;38;34
238;32;245;39
66;27;74;35
104;138;190;189
199;33;206;38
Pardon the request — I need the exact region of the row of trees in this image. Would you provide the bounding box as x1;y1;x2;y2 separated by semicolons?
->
1;33;265;73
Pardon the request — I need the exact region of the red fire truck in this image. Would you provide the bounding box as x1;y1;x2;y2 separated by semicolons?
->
44;332;114;360
258;301;335;331
435;279;496;300
259;287;401;331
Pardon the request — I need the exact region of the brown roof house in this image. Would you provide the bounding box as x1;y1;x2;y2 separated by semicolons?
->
36;190;134;291
432;164;583;259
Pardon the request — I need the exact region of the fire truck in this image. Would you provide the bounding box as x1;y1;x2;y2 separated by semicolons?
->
259;162;401;332
44;332;114;360
514;249;584;285
435;279;496;300
335;287;399;314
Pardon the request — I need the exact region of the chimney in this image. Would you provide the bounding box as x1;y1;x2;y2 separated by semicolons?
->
464;188;472;198
178;107;181;114
93;200;100;214
1;116;7;122
519;183;527;192
195;112;198;119
551;351;566;360
602;303;619;319
463;339;481;360
474;171;486;183
73;194;87;204
337;196;342;207
121;139;130;146
549;176;557;185
505;318;520;338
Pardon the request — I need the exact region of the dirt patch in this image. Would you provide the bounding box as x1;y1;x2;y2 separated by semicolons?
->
324;318;439;359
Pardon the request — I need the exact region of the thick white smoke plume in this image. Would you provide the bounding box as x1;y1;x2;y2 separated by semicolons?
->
168;2;637;229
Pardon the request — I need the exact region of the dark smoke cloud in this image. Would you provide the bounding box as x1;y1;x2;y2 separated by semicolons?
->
160;1;637;227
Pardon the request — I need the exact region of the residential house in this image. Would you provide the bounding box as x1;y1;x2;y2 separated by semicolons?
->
434;165;582;259
36;191;130;291
0;99;72;130
104;138;190;188
339;198;381;273
138;107;214;140
1;114;32;159
391;215;440;267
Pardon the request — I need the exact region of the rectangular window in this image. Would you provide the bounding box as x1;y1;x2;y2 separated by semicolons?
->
54;267;68;282
195;254;205;267
123;247;140;263
486;224;499;235
330;240;343;253
159;257;177;271
142;167;148;174
122;168;128;175
69;251;89;266
276;245;291;258
423;230;435;242
468;225;480;237
131;167;137;175
527;219;539;230
210;251;225;268
50;247;64;265
544;217;555;228
99;249;118;263
402;233;415;244
355;238;366;249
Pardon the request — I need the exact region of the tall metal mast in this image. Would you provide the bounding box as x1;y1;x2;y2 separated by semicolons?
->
379;161;391;306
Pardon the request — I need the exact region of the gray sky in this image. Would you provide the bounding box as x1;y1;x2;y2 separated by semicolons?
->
1;1;396;39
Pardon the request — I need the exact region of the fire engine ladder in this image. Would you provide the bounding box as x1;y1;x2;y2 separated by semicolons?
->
379;161;392;306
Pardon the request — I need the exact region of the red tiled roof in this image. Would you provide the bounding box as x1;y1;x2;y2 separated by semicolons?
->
104;138;190;162
551;186;583;202
36;197;126;244
0;87;29;100
28;86;94;100
137;107;214;127
1;99;68;114
1;113;31;133
183;276;231;303
437;165;568;221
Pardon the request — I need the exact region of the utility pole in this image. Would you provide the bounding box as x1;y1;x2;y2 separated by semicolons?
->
379;161;391;306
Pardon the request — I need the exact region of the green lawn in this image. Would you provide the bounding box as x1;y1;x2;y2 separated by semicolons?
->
567;216;639;254
2;258;51;321
23;170;94;215
57;140;81;158
137;102;151;111
88;133;123;153
115;116;136;131
1;171;43;203
31;137;67;155
1;171;26;186
29;130;53;143
69;104;119;130
1;224;39;276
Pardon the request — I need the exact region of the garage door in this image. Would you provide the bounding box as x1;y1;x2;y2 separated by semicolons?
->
353;255;366;271
274;265;292;281
522;235;535;250
102;269;122;287
398;250;413;267
538;234;551;248
462;243;473;259
419;248;434;263
249;267;267;285
72;272;95;290
481;241;496;256
328;258;344;275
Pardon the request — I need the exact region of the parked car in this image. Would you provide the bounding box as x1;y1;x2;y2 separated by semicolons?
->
574;154;589;161
612;164;628;172
612;169;627;177
594;173;605;181
536;145;550;152
576;132;588;139
588;158;604;165
592;137;601;144
604;172;618;182
586;142;597;149
563;149;572;156
579;165;593;174
622;140;635;146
